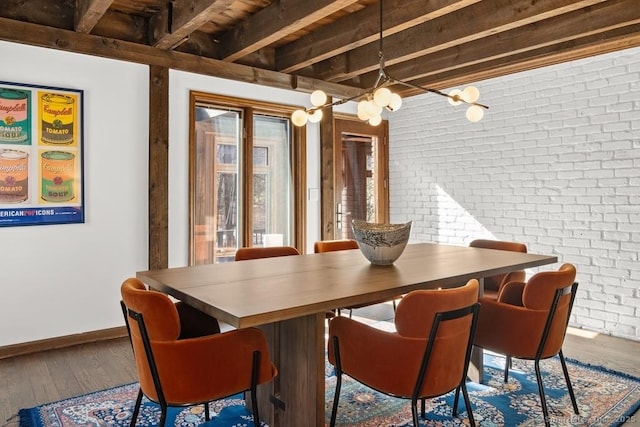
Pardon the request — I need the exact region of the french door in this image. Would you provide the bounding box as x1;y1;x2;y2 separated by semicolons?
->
333;118;389;239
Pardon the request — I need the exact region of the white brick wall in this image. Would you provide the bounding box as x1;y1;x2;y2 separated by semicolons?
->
389;47;640;341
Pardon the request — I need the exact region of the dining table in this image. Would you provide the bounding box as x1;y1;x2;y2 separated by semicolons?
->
136;242;557;426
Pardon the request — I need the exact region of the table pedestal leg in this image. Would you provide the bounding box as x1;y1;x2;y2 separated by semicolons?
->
468;277;484;384
469;346;484;384
253;312;325;426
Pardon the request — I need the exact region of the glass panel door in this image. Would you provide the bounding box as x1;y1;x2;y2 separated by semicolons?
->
193;107;241;264
334;118;388;240
253;115;293;247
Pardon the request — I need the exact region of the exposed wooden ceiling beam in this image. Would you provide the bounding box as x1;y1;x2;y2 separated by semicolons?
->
217;0;361;62
312;0;608;82
0;17;363;100
75;0;113;33
357;0;640;88
400;24;640;96
275;0;480;73
150;0;236;49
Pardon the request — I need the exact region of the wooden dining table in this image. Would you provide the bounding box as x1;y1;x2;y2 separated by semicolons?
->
136;242;557;426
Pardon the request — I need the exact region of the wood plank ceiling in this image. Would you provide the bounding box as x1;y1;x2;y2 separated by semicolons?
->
1;0;639;100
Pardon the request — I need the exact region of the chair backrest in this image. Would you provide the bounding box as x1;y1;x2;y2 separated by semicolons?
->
522;263;577;358
395;279;480;397
313;239;359;253
469;239;527;291
121;278;181;341
234;245;300;261
120;278;181;404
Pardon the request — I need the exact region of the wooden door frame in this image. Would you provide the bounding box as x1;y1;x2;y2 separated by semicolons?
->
320;115;389;240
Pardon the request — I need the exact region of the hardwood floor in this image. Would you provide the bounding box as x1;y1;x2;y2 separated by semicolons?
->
1;305;638;426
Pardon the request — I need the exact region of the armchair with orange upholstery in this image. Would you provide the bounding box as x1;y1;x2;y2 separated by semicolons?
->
120;278;277;426
469;239;528;300
328;279;480;427
313;239;359;253
234;245;300;261
473;263;579;427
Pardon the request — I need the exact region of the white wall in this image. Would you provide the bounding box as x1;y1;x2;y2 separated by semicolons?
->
0;41;345;346
389;47;640;341
0;41;149;346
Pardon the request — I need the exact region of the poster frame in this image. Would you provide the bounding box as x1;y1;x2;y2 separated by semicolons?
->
0;80;85;227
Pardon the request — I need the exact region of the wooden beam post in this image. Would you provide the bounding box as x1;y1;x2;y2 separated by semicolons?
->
148;65;169;269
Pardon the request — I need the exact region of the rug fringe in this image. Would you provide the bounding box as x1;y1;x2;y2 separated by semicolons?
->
566;357;640;382
16;409;36;427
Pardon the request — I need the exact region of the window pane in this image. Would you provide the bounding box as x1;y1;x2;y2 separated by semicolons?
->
253;115;292;247
193;107;240;264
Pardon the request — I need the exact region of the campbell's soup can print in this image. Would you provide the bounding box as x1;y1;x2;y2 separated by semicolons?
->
0;88;30;145
41;151;75;202
0;149;29;203
40;92;76;145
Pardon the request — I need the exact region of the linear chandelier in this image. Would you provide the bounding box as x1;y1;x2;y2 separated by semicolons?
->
291;0;489;127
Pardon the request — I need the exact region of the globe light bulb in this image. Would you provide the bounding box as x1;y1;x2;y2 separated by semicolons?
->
462;86;480;103
291;109;308;127
387;93;402;111
368;114;382;126
310;90;327;107
367;99;383;115
357;100;371;120
373;87;392;107
466;105;484;122
308;109;323;123
448;89;463;105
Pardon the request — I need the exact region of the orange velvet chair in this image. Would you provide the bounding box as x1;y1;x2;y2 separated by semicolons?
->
234;245;300;261
314;239;399;317
328;279;480;427
469;239;528;300
473;263;579;427
313;239;359;253
120;278;277;427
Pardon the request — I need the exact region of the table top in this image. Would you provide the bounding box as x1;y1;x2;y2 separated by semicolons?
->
136;243;557;328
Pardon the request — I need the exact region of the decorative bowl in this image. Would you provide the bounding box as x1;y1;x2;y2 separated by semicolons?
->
352;220;412;265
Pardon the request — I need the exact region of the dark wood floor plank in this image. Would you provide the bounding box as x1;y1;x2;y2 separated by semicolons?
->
22;353;59;407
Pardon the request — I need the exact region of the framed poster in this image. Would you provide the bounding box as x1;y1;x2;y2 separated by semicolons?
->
0;81;84;226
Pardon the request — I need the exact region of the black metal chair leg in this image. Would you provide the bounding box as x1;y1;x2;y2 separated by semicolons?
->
159;405;167;427
559;350;579;414
329;374;342;427
461;382;476;427
411;399;420;427
130;388;143;427
504;355;512;382
250;351;261;426
421;398;426;417
250;386;260;426
204;402;210;421
534;360;551;427
452;386;461;416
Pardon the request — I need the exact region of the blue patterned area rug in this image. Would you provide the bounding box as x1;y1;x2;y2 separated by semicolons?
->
17;355;640;426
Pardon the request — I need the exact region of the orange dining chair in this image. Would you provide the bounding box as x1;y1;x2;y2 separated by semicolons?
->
234;245;300;261
120;278;277;427
473;263;579;427
328;279;480;427
314;239;400;318
313;239;359;253
469;239;528;300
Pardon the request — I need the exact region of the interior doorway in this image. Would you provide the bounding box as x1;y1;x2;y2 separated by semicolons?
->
333;118;389;239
